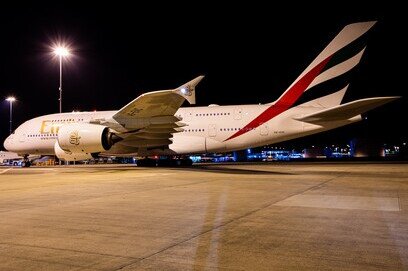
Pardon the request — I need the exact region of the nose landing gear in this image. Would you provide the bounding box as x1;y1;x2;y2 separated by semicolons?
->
21;154;31;167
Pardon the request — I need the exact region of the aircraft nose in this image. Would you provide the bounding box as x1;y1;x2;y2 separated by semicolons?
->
3;135;13;151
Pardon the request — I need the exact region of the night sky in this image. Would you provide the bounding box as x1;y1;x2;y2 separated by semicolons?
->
0;5;406;150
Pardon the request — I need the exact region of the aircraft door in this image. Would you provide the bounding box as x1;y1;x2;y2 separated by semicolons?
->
19;133;26;143
260;124;269;136
233;108;242;120
184;112;193;121
208;124;217;137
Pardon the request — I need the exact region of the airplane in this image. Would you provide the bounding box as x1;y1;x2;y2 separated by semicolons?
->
3;21;399;167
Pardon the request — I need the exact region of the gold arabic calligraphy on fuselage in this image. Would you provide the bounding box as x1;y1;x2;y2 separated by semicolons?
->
39;120;75;134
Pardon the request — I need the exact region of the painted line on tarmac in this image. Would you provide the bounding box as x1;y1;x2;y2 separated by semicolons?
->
0;167;55;174
0;168;12;174
21;168;55;171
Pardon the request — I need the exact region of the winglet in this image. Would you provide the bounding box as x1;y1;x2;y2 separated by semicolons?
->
174;75;205;104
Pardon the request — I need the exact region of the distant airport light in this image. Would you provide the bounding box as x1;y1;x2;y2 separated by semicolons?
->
5;96;16;134
52;44;72;114
53;46;70;57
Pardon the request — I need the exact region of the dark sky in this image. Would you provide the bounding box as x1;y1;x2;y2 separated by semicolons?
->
0;5;406;149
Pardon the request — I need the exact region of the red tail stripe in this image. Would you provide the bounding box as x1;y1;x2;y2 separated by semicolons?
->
225;55;332;141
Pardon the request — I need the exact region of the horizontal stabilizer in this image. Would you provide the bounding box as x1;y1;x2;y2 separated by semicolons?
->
295;96;400;123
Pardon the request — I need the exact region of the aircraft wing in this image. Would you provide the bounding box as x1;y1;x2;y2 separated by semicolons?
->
295;96;400;124
113;75;203;121
111;76;204;149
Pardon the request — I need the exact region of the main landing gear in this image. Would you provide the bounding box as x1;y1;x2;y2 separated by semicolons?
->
136;157;193;167
21;154;31;167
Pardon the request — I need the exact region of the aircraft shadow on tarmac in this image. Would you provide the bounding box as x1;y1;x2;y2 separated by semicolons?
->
170;165;293;175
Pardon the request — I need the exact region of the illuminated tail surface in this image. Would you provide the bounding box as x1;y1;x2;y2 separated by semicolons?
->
226;21;377;141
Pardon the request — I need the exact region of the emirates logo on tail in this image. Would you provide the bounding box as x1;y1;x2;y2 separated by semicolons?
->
69;131;81;145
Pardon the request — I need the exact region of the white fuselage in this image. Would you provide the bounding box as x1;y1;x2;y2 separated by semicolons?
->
3;103;360;157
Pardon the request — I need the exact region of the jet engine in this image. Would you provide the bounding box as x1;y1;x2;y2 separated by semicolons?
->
54;141;95;161
54;123;121;161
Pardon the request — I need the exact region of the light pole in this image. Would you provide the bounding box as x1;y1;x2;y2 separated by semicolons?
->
6;96;16;134
53;46;70;113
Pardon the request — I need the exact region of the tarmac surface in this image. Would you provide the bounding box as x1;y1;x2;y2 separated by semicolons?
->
1;162;408;270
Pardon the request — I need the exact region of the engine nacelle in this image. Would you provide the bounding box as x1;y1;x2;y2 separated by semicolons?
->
54;141;95;161
57;123;118;154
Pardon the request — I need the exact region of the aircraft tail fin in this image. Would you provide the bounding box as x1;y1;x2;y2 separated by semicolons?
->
299;85;348;108
270;21;376;108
